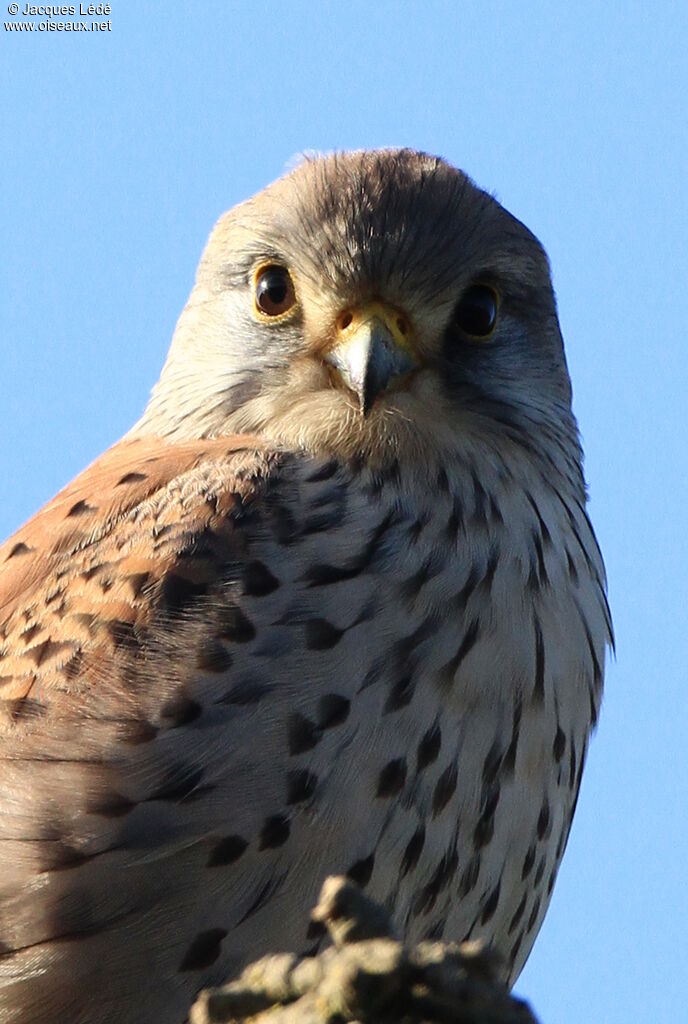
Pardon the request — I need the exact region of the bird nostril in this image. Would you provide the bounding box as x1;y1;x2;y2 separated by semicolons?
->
396;316;408;336
338;311;353;331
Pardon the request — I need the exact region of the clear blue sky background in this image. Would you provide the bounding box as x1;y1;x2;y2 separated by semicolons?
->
2;4;686;1021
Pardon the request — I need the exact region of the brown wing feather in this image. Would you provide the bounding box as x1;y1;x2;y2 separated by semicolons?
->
0;435;276;707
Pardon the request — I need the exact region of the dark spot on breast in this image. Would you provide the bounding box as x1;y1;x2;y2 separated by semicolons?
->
569;736;577;789
302;506;345;535
50;845;91;872
589;684;599;728
482;740;503;785
537;799;551;840
152;766;205;802
417;722;442;772
414;844;458;915
126;571;151;599
533;855;546;888
178;928;227;971
480;881;501;924
376;757;407;798
286;769;318;805
196;640;232;673
553;726;566;762
384;676;415;713
159;574;208;614
240;561;279;597
121;719;158;745
408;514;430;544
236;871;288;925
72;610;97;634
489;494;504;525
473;785;500;849
67;499;96;517
306;460;339;482
471;472;489;529
522;843;537;880
259;814;290;849
509;930;524;965
547;869;556;895
7;541;32;559
565;547;579;584
394;617;438;666
508;893;527;934
346;852;375;888
306;918;327;941
526;552;540;594
117;471;148;485
304;561;362;585
207;835;248;867
526;493;552;545
527;894;542;932
444;497;465;542
439;619;480;685
287;713;319;754
436;467;449;492
452;564;481;610
104;619;139;651
305;618;344;650
160;696;202;728
217;606;256;643
531;529;549;588
432;762;458;817
26;638;71;667
91;792;135;819
459;855;481;897
5;697;46;724
401;824;425;876
532;618;545;703
20;622;42;643
317;694;350;729
482;544;500;591
80;565;107;581
45;584;66;607
269;501;299;545
580;612;603;689
423;917;447;941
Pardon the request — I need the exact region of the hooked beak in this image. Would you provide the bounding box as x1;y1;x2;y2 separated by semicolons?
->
324;302;419;415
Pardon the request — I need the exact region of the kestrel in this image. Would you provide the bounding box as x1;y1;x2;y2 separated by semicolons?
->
0;150;612;1024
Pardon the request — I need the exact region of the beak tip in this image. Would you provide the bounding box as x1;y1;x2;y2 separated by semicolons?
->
328;310;418;414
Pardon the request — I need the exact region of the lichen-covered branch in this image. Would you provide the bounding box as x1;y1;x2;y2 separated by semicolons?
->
190;877;540;1024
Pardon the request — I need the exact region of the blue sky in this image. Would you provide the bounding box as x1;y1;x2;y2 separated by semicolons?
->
2;4;686;1021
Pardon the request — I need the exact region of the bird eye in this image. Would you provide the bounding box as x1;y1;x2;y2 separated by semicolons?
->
453;284;499;340
254;265;296;317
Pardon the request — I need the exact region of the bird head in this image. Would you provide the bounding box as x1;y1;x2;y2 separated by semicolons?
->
136;150;579;477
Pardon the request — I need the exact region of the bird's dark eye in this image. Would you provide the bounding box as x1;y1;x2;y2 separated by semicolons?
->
453;284;499;340
255;265;296;317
